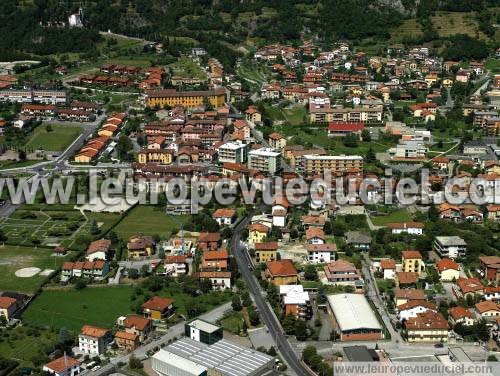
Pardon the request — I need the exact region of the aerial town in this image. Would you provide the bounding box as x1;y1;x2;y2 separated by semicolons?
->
0;1;499;376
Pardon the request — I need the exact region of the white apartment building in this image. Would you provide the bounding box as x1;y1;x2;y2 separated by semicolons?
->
217;142;248;164
248;148;281;174
434;236;467;259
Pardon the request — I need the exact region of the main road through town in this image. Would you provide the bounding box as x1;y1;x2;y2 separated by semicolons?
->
230;208;314;376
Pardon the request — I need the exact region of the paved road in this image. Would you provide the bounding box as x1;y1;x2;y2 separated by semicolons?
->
230;207;313;376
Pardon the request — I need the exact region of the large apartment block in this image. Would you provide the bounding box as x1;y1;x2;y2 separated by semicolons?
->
309;104;383;123
303;154;363;177
218;142;248;164
145;88;226;108
248;148;281;174
0;89;68;104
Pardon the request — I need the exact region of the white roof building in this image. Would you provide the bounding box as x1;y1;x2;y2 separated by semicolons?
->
279;285;310;305
327;293;382;333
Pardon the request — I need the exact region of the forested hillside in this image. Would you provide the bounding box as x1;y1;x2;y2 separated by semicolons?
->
0;0;498;62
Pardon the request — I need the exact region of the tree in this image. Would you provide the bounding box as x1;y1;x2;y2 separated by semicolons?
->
249;308;260;326
128;268;139;279
476;320;490;342
90;220;100;235
116;135;133;160
74;279;87;290
45;124;53;132
361;128;371;142
18;149;26;161
231;295;242;311
129;355;143;369
366;146;376;163
304;265;318;281
343;133;358;148
428;205;439;222
282;314;296;335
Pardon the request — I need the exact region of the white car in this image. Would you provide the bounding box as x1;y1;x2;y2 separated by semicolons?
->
91;365;101;372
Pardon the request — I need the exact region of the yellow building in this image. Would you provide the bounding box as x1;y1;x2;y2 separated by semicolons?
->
146;88;226;108
137;149;173;165
405;311;448;343
254;242;278;263
402;250;424;275
265;259;298;286
436;259;460;281
442;78;453;88
128;235;155;259
248;223;269;244
425;74;438;88
142;296;174;321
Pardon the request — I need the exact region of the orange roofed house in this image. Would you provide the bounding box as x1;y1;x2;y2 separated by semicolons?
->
456;277;484;298
404;310;448;342
449;306;476;327
43;355;80;376
213;208;237;226
142;296;175;321
402;250;424;275
78;325;112;355
324;260;362;288
265;259;298;286
115;331;140;352
201;249;229;271
480;256;500;283
0;296;18;321
85;239;112;261
198;232;221;251
123;315;152;342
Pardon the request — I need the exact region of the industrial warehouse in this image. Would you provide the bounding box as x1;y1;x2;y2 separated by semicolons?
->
327;293;384;341
152;337;274;376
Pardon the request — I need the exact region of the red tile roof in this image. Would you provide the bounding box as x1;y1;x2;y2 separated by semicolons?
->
142;296;174;312
80;325;109;338
397;272;419;285
266;259;297;277
255;242;279;251
380;258;396;270
213;208;236;218
44;356;80;373
306;227;325;240
457;277;484;294
328;122;365;132
203;249;229;260
124;315;151;331
436;258;460;272
449;306;474;321
198;232;221;242
402;250;423;259
475;301;500;314
0;296;17;309
405;311;448;330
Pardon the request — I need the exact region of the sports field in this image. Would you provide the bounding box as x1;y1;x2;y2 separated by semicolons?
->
112;205;191;241
27;124;83;151
0;245;70;294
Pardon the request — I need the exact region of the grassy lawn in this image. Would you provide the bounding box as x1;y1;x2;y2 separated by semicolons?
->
370;209;413;226
0;159;40;170
23;286;135;332
283;106;307;126
27;125;83;152
393;100;416;109
169;57;206;80
0;245;70;294
0;209;87;247
485;58;500;73
431;11;487;39
0;326;57;368
112;206;191;241
220;311;246;334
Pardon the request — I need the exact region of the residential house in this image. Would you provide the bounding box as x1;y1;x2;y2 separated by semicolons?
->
387;222;424;236
449;306;476;327
301;215;326;229
85;239;112;261
475;301;500;321
272;196;289;228
43;355;81;376
254;242;278;263
404;311;448;343
344;231;371;250
245;106;261;124
0;297;17;321
198;232;221;251
485;286;500;302
127;235;155;259
268;132;286;150
248;223;269;244
486;205;500;222
434;236;466;259
306;227;325;245
436;258;460;281
394;288;426;307
198;271;232;290
279;285;312;320
142;296;175;321
306;243;336;263
479;256;500;283
327;122;364;138
123;315;152;342
456;277;484;298
78;325;112;355
213;208;237;226
397;300;437;322
115;331;139;352
396;272;419;289
201;250;229;271
402;250;424;274
265;259;298;286
164;255;187;277
379;258;396;280
324;260;362;287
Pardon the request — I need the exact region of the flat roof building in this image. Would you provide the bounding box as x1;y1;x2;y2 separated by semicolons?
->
153;349;208;376
327;293;383;341
434;236;467;259
160;337;274;376
185;319;223;345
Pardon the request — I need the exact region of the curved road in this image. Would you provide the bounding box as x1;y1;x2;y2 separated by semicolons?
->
230;210;313;376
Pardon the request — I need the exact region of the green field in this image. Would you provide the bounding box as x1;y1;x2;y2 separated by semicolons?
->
169;57;206;80
112;206;191;241
0;210;86;247
23;286;134;332
0;159;40;171
0;326;57;369
0;245;70;294
370;209;413;226
27;125;83;151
